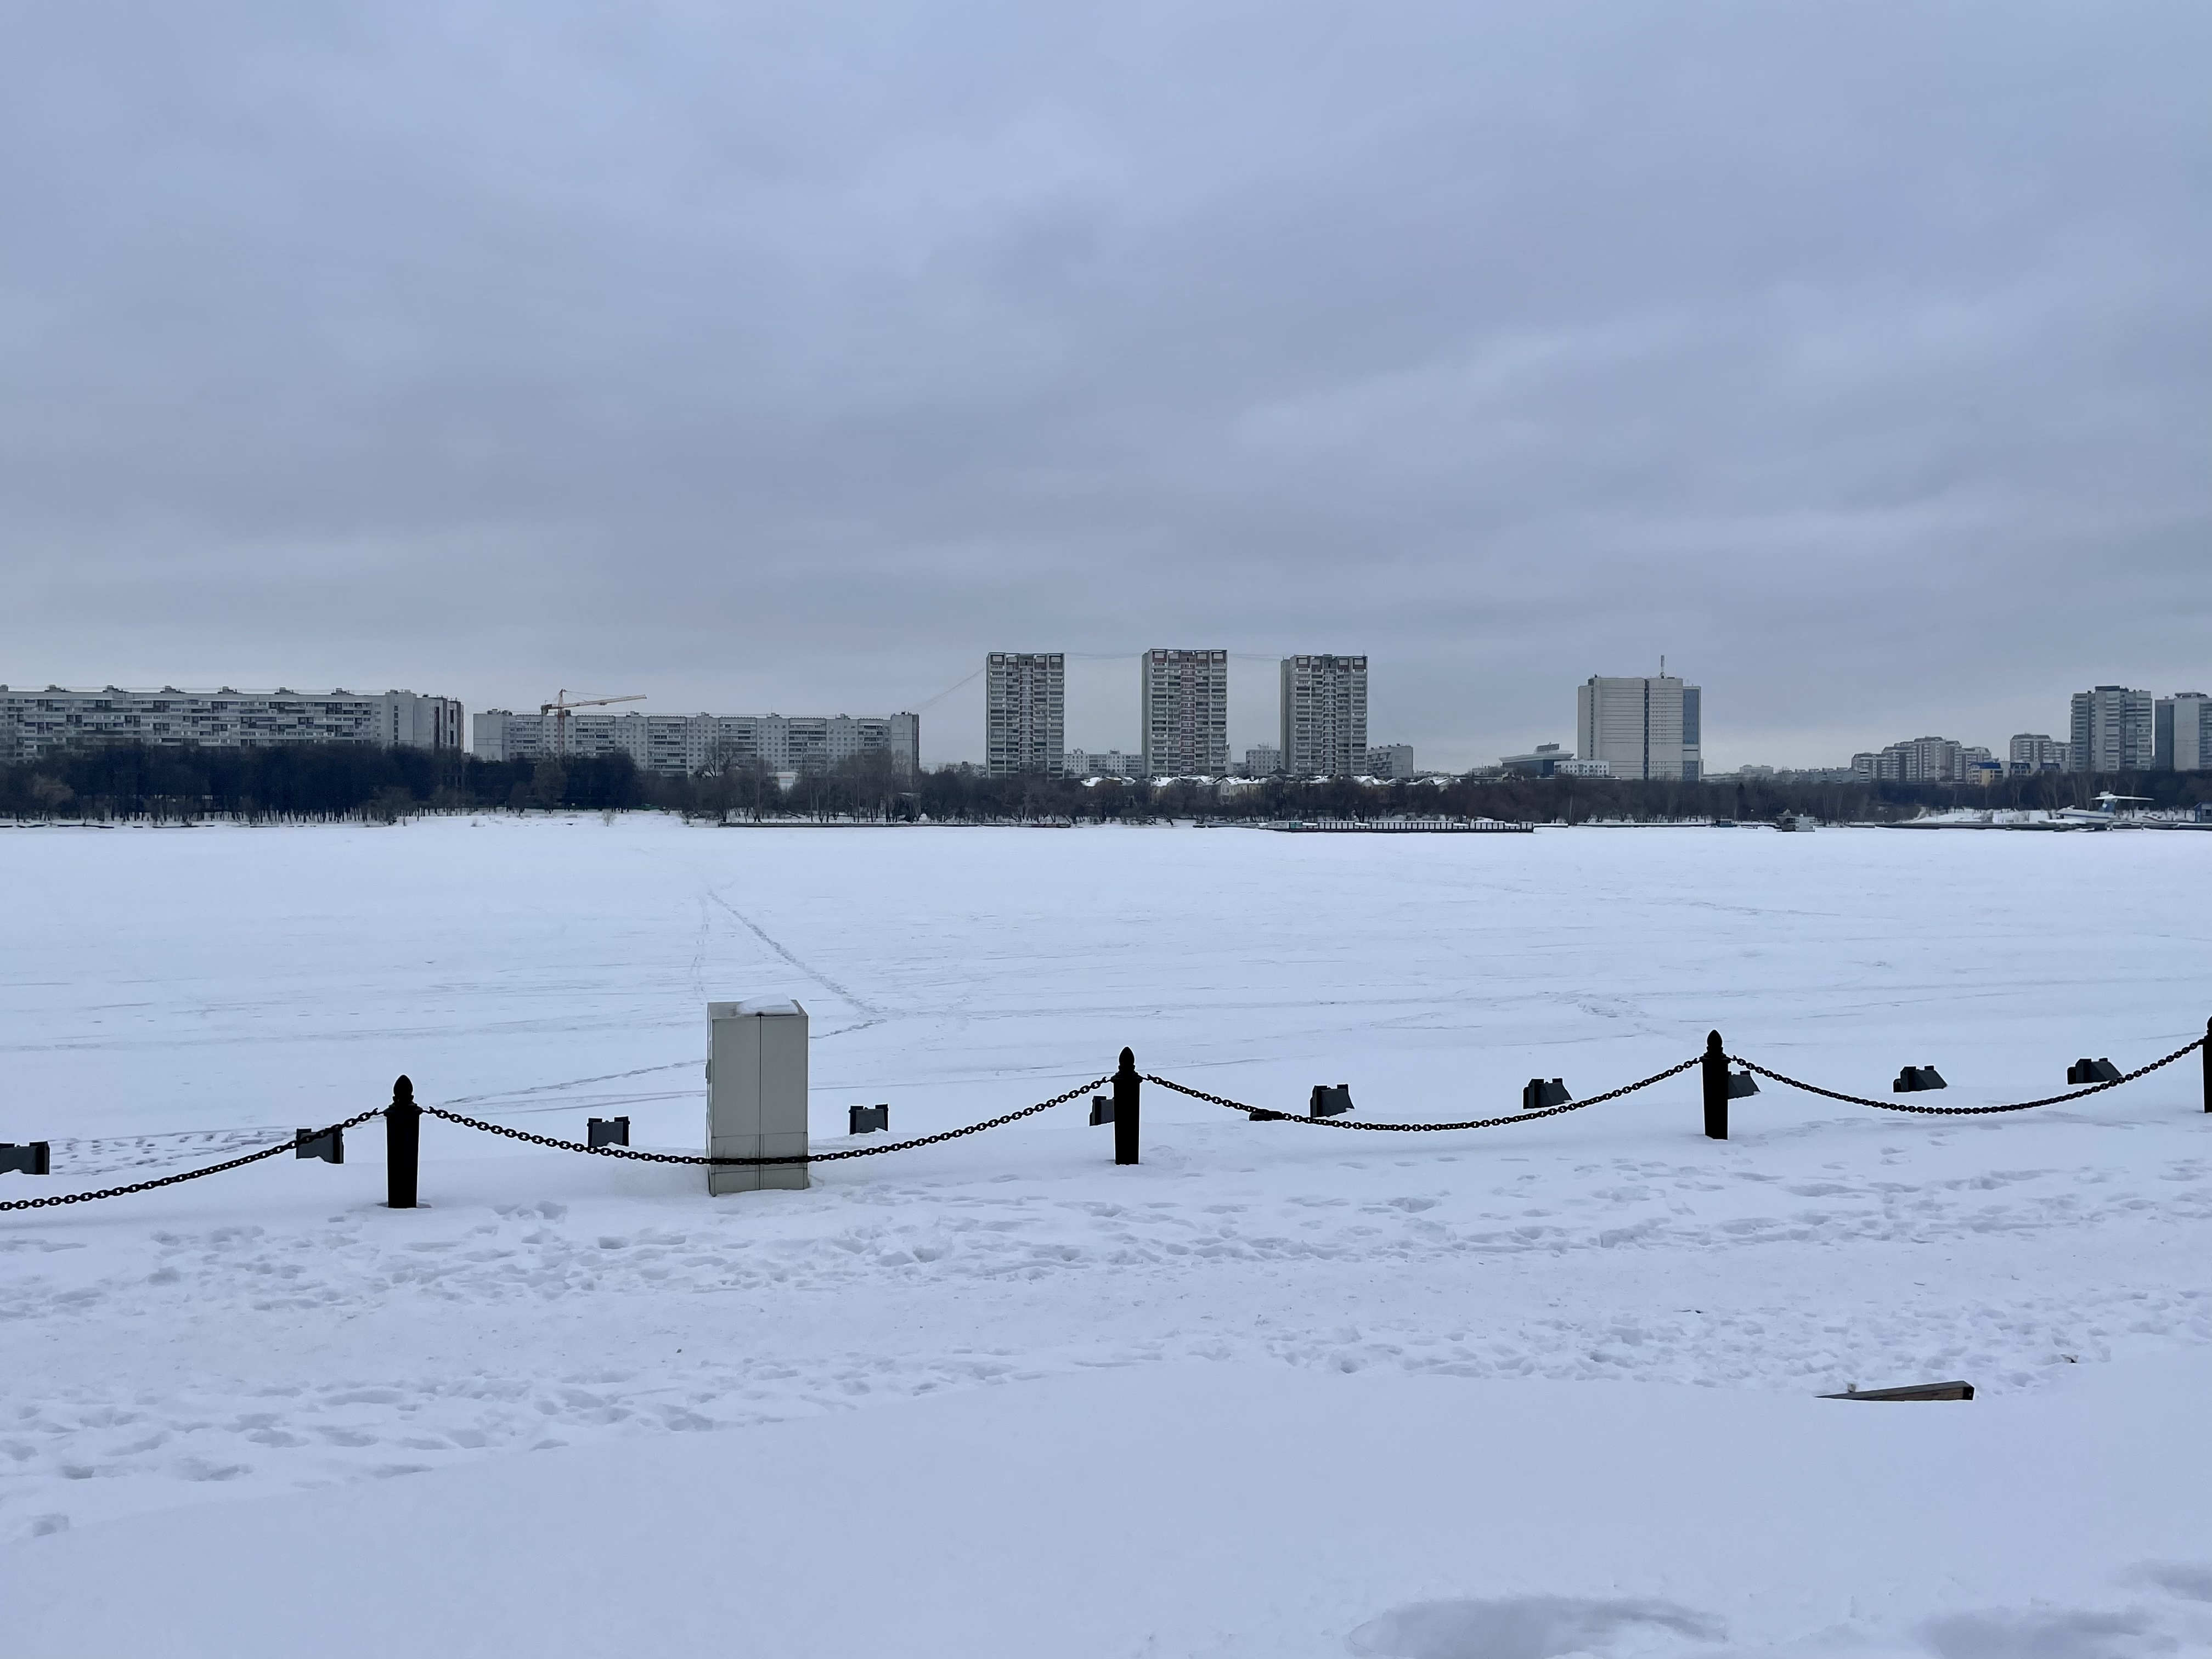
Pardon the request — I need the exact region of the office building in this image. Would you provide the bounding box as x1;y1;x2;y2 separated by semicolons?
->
2155;694;2211;772
984;653;1065;777
1280;654;1368;777
2070;686;2154;772
1576;675;1701;782
1243;745;1282;778
0;686;461;766
1139;650;1229;778
1365;744;1415;781
471;710;918;777
2009;733;2074;774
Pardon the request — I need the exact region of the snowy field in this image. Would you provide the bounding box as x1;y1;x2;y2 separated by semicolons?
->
4;814;2211;1657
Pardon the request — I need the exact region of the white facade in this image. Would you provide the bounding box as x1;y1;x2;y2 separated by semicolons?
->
706;1000;808;1194
1243;744;1282;777
2070;686;2154;772
1576;676;1700;782
2009;733;2074;772
2155;695;2211;772
984;653;1065;777
1365;743;1414;781
472;710;918;777
1140;649;1229;778
1;686;460;765
1065;749;1140;780
1502;744;1610;777
1850;736;1989;784
1280;655;1368;777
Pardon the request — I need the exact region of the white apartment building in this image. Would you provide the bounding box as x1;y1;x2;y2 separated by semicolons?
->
2070;686;2154;772
1576;675;1702;782
2156;695;2211;772
1850;736;1993;784
0;686;461;765
1140;649;1229;778
1365;743;1414;781
2009;733;2074;772
984;653;1065;777
1280;655;1368;777
1243;744;1282;777
471;710;919;777
1065;749;1141;780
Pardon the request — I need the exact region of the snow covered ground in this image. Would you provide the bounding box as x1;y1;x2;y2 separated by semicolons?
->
4;814;2210;1655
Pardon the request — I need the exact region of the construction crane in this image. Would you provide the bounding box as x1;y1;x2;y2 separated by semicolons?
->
540;690;645;758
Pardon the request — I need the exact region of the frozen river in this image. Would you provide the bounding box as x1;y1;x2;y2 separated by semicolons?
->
5;815;2211;1656
8;812;2209;1146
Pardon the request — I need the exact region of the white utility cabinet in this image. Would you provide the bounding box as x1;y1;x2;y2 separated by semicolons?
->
706;1000;809;1193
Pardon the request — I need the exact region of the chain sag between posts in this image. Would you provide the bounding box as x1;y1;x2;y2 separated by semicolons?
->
8;1034;2202;1210
0;1108;387;1212
1731;1036;2207;1116
1144;1056;1703;1131
417;1077;1114;1164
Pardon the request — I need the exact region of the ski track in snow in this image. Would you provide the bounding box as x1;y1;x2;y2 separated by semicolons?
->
701;883;885;1022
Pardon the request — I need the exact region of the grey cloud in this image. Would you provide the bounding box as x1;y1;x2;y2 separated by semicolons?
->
2;2;2207;765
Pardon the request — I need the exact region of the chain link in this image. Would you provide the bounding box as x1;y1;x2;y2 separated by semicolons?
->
1731;1036;2206;1116
1144;1056;1702;1131
0;1108;386;1212
416;1077;1113;1164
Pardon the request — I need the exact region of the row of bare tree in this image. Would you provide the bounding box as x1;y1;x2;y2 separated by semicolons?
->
9;738;2209;825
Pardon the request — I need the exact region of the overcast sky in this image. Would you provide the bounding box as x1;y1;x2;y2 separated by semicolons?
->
3;3;2207;769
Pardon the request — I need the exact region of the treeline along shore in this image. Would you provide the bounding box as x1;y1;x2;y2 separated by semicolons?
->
7;741;2211;826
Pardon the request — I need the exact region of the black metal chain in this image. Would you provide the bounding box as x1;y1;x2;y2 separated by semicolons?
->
10;1033;2198;1214
416;1076;1114;1164
0;1108;387;1212
1731;1036;2207;1116
1144;1056;1702;1131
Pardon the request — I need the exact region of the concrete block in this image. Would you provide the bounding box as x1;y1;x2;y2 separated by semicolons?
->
708;1165;765;1196
707;1000;809;1194
757;1134;809;1191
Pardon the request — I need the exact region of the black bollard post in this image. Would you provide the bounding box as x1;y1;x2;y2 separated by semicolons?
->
386;1075;421;1209
2203;1017;2210;1114
1702;1031;1728;1141
1113;1048;1141;1166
